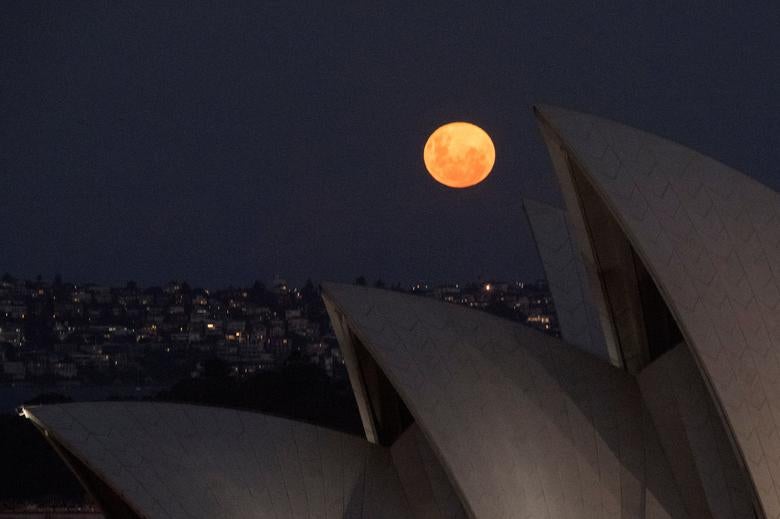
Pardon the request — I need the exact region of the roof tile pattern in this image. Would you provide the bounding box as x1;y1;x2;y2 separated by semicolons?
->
25;402;411;519
323;283;687;519
536;105;780;517
638;344;754;519
391;424;468;519
523;198;611;361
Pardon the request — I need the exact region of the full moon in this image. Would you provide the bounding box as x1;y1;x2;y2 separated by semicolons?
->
423;122;495;188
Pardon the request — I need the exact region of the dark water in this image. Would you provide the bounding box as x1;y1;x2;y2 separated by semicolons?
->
0;383;167;414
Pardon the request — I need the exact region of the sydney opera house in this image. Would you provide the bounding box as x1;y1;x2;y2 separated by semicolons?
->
21;106;780;518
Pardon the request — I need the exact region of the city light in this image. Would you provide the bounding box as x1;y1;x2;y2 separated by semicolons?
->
0;276;556;387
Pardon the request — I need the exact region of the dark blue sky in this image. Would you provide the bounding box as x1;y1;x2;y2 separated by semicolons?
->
2;2;778;287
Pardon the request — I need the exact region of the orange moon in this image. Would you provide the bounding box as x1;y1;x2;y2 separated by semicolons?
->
423;122;495;188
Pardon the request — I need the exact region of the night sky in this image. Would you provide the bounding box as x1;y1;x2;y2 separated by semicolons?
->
2;2;778;288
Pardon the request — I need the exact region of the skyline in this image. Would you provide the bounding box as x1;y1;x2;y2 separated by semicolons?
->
2;2;779;287
0;270;546;292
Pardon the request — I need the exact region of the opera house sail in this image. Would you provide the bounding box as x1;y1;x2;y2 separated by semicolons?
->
21;106;779;518
535;105;779;518
522;198;612;362
322;282;687;518
21;402;413;518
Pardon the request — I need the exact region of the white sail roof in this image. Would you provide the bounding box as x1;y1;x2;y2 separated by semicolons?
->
523;198;612;362
536;104;780;516
22;402;411;519
323;283;686;518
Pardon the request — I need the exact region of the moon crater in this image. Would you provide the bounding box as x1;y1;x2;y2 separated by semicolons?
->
424;122;495;188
